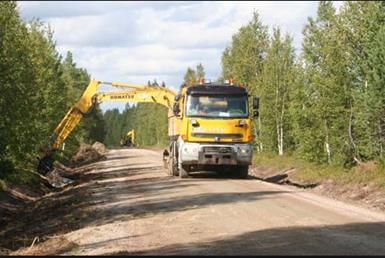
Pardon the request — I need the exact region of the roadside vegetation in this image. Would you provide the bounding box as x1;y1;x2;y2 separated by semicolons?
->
253;154;385;190
1;1;384;191
0;2;105;186
222;2;385;185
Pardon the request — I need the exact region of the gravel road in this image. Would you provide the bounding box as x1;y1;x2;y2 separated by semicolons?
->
15;148;385;255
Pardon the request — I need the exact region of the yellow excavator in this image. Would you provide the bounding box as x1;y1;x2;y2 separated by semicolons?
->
120;129;135;147
38;78;260;179
37;79;176;174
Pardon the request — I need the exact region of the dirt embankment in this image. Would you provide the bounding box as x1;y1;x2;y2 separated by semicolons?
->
0;142;108;255
249;164;385;213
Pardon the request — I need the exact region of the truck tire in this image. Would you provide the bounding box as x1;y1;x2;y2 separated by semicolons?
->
167;156;172;175
168;155;179;176
179;165;189;178
168;142;179;176
238;165;249;179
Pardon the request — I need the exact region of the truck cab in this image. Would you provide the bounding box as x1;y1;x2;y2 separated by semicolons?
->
166;80;259;178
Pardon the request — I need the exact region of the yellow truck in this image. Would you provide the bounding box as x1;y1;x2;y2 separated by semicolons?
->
166;80;259;178
37;79;259;179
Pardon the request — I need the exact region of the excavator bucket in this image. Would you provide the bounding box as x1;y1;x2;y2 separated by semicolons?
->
37;146;55;175
37;154;54;175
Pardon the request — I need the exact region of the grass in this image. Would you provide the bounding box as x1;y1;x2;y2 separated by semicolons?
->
0;179;7;191
253;152;385;190
2;167;42;188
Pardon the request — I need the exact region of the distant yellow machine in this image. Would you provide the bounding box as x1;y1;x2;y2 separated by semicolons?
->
38;79;260;179
120;130;135;147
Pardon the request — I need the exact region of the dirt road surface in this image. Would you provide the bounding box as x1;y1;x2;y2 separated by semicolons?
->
10;148;385;255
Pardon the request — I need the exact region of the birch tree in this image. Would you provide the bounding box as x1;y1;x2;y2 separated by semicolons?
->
259;27;296;155
301;1;350;164
340;1;385;162
220;11;269;152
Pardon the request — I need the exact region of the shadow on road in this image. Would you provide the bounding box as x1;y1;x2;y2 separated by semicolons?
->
106;222;385;255
0;154;285;252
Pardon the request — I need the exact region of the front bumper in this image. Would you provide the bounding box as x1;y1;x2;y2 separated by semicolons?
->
179;142;253;166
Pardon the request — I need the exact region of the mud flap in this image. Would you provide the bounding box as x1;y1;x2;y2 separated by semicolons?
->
163;149;169;169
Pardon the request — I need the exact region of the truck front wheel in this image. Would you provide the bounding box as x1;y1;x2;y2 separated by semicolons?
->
168;143;179;176
238;165;249;179
179;165;189;178
168;156;179;176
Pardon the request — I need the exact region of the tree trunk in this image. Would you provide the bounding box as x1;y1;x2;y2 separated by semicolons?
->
276;118;281;155
379;119;384;158
278;92;285;156
258;116;263;152
324;119;331;164
348;101;361;164
279;122;284;156
275;88;280;155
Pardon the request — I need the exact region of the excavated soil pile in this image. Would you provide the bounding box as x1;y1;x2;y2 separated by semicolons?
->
10;236;78;256
45;168;74;189
0;142;109;255
71;143;107;166
49;142;108;186
92;141;108;155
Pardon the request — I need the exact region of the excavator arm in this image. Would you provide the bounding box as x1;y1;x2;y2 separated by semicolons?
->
37;79;176;174
94;88;175;109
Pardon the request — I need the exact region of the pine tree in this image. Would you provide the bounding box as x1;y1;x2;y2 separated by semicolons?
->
196;63;205;81
183;67;197;85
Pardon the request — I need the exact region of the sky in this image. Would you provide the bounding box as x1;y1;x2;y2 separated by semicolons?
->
18;1;343;112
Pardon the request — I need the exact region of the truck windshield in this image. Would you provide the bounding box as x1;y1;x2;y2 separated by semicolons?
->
186;94;248;118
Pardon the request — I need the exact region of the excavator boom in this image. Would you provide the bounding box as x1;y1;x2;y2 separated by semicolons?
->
37;79;176;174
95;88;175;109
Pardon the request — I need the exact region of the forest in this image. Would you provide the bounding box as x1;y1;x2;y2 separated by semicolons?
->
103;103;168;147
106;1;385;168
221;1;385;167
102;63;206;147
1;1;384;185
0;2;105;183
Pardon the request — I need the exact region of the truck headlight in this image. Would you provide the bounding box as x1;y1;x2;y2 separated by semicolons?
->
183;145;198;154
238;146;251;155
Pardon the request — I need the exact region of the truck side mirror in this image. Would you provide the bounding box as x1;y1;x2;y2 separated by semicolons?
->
173;94;181;115
253;96;260;117
173;102;180;116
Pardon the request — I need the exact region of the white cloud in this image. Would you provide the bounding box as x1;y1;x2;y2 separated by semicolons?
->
18;1;330;112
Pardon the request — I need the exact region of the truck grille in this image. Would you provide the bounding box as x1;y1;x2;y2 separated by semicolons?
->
192;133;243;139
204;146;232;153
